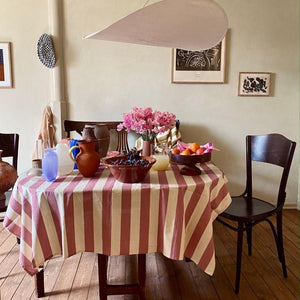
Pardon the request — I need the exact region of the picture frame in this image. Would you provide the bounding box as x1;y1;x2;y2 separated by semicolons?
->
171;35;226;84
238;72;271;96
0;42;12;88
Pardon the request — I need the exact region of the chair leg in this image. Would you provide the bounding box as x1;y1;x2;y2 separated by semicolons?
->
246;222;252;256
235;222;244;294
276;211;287;278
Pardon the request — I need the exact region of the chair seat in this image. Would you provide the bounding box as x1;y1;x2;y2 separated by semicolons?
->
221;196;277;222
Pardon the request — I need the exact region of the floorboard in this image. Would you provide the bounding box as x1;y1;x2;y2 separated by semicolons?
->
0;210;298;299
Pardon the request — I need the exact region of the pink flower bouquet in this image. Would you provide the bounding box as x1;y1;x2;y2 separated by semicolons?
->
117;107;176;141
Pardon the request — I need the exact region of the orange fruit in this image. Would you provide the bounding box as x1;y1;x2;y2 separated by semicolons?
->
196;147;205;155
187;148;194;154
172;148;180;155
180;149;191;155
189;142;200;153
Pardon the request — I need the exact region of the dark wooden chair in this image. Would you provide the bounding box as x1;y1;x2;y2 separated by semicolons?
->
0;133;19;216
217;133;296;293
64;120;129;154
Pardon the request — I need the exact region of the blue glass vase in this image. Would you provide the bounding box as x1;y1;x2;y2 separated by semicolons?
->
42;148;58;182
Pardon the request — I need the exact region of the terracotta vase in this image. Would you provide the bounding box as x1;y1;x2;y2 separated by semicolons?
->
69;140;100;177
94;124;110;158
82;125;99;154
0;150;18;201
142;140;154;157
82;126;97;140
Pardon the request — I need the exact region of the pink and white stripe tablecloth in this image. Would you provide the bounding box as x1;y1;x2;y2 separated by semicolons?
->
4;162;231;276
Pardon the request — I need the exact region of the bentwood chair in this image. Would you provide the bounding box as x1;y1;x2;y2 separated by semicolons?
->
217;133;296;293
0;133;19;216
64;120;129;154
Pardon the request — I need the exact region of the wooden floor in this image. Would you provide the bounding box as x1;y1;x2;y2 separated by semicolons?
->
0;210;299;300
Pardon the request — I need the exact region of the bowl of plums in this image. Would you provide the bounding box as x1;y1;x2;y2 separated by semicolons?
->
102;148;156;183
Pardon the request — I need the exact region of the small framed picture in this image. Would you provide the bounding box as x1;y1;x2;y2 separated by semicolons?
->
0;42;12;88
238;72;271;96
172;35;226;84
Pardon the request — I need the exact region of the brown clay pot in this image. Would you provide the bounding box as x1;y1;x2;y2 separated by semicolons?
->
82;126;97;140
69;140;100;177
0;150;18;201
94;124;110;158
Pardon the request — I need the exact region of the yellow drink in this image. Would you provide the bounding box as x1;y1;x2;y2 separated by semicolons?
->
152;155;169;171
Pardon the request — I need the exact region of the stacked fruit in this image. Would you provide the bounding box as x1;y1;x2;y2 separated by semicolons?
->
172;141;219;156
110;148;150;166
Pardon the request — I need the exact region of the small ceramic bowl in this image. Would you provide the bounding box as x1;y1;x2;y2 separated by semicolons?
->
102;155;156;183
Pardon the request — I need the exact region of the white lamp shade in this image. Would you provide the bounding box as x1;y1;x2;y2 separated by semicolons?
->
84;0;228;51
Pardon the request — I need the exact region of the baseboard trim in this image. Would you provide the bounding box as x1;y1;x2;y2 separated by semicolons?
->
283;203;299;210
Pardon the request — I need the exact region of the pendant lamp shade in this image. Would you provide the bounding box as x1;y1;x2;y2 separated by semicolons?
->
84;0;228;51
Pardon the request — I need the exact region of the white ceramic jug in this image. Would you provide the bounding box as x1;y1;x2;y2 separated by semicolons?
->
56;143;74;176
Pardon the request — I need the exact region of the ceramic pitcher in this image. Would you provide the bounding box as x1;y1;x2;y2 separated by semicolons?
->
69;140;100;177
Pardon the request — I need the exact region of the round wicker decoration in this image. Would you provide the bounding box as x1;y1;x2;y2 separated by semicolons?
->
37;33;56;68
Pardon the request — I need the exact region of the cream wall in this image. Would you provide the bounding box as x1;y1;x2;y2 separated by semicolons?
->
0;0;299;208
0;0;49;170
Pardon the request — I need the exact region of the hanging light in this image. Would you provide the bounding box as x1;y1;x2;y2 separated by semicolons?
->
84;0;228;51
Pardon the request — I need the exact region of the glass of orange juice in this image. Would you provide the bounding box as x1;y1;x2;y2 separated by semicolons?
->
152;154;169;171
152;145;170;171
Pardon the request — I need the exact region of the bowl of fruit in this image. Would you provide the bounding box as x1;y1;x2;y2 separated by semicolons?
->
170;141;218;175
102;149;156;183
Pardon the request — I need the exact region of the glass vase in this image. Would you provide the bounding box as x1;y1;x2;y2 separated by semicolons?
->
42;148;58;182
152;144;170;171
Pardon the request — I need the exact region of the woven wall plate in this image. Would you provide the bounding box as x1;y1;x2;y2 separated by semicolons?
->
37;33;56;68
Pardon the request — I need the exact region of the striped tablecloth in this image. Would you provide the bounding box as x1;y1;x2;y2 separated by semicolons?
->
4;162;231;276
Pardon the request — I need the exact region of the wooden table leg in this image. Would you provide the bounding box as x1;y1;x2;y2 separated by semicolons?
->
98;254;146;300
35;268;45;297
98;254;108;300
138;254;146;300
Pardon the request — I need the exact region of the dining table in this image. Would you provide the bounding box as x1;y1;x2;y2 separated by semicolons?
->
3;160;232;298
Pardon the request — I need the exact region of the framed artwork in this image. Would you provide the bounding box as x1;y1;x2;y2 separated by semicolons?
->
172;35;226;83
0;42;12;88
238;72;271;96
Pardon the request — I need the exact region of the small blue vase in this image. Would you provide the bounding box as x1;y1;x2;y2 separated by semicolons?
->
42;148;58;182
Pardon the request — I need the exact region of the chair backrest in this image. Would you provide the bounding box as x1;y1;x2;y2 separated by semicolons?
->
245;133;296;208
63;120;129;153
0;133;19;170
